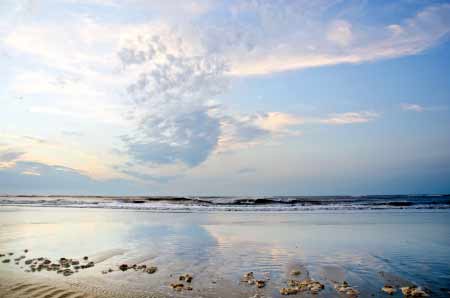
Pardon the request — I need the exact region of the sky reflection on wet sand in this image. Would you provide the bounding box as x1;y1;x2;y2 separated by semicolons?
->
0;207;449;297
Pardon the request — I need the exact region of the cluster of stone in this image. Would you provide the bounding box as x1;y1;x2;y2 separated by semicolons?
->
241;272;266;289
280;278;325;295
26;257;93;276
0;250;96;277
401;286;429;297
334;281;360;297
170;274;194;291
114;263;158;274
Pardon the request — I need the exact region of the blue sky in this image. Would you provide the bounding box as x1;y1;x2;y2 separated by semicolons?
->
0;0;449;195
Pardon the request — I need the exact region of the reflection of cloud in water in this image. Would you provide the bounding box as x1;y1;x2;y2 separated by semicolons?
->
125;223;217;262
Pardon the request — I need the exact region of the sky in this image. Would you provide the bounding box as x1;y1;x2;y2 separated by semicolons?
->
0;0;450;196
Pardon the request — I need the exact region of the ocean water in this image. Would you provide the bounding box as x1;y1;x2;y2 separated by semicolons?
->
0;194;449;212
0;206;449;297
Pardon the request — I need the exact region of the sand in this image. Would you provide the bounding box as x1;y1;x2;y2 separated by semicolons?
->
1;206;449;298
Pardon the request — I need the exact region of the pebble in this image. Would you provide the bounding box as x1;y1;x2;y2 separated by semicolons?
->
401;287;429;297
280;287;298;295
242;272;255;282
2;259;10;263
288;279;325;293
291;269;301;276
119;264;129;271
179;273;193;282
170;283;184;291
255;280;266;288
145;266;157;274
382;285;397;295
335;281;359;296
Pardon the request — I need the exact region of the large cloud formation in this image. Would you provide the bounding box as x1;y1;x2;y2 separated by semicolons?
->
118;33;229;167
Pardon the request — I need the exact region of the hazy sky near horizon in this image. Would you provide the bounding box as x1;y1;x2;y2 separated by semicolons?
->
1;0;450;195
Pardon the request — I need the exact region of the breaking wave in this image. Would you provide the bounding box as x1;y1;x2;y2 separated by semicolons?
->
0;195;449;212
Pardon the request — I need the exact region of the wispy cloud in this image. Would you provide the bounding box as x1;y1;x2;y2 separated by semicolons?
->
401;103;425;112
319;112;379;125
400;103;448;112
0;150;24;163
217;2;450;75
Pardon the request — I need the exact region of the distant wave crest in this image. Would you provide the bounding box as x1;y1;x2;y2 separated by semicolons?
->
0;195;449;212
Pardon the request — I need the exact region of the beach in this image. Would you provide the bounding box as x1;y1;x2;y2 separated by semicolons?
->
0;203;449;298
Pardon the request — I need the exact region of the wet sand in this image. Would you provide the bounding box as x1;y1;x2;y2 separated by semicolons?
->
1;206;449;298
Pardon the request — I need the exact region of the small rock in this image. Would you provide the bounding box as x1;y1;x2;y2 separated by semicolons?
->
179;273;193;282
335;281;358;296
170;283;184;291
291;269;301;276
145;266;157;274
24;249;29;253
409;288;429;297
382;285;397;295
119;264;128;271
255;280;265;288
402;287;414;296
63;270;73;277
8;253;14;256
2;259;10;263
83;256;88;260
346;288;360;296
242;272;254;282
280;287;298;295
311;286;322;294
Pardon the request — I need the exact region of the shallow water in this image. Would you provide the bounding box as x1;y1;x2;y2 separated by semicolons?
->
0;207;449;297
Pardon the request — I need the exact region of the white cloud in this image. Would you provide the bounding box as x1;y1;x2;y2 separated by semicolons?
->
327;20;353;47
255;112;304;132
118;30;228;166
400;103;448;113
222;3;450;75
319;112;379;125
401;103;425;112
